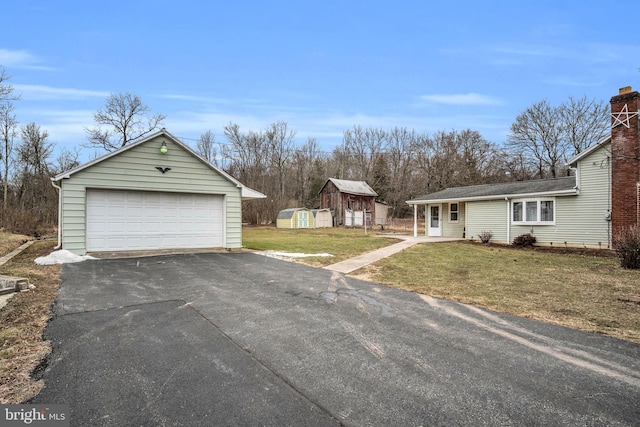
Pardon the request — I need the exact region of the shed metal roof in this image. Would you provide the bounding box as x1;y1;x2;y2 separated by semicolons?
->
277;207;309;219
323;178;378;196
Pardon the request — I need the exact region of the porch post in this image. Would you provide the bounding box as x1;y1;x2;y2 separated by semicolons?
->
413;204;418;237
505;197;510;244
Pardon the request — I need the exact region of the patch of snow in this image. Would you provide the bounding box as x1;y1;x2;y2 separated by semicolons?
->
257;251;333;261
34;250;97;265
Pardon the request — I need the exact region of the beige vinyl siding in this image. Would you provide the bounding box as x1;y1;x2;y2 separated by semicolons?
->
533;146;610;247
442;202;466;239
466;144;610;247
59;135;242;255
510;145;610;247
564;143;611;247
466;200;509;243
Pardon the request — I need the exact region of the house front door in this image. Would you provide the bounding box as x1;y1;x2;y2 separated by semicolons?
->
428;205;441;237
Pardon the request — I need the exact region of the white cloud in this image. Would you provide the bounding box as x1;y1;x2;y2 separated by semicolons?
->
0;49;56;71
0;49;37;66
14;84;109;100
420;93;503;106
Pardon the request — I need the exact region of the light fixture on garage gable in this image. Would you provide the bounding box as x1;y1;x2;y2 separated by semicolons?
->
160;141;168;154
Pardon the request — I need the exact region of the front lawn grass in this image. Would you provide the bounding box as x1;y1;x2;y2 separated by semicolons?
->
356;242;640;343
243;226;400;266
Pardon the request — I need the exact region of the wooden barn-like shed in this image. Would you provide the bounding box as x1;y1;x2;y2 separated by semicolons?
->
276;208;314;229
319;178;378;226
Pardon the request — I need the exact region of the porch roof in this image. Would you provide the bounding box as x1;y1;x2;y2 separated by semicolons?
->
406;176;577;204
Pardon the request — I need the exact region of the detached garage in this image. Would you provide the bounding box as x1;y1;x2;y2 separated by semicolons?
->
52;129;265;255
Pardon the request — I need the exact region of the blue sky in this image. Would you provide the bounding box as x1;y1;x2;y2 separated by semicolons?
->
2;1;639;160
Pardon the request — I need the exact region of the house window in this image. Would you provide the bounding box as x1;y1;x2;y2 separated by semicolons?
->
540;200;554;222
512;199;555;225
513;202;523;222
449;203;459;223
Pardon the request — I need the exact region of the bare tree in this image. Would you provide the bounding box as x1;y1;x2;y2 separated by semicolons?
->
19;123;53;175
0;66;19;210
222;122;268;185
196;130;218;165
342;126;385;182
85;92;166;152
0;66;20;103
0;101;18;208
265;121;295;198
380;127;416;216
508;99;566;178
291;137;326;207
54;146;81;175
508;96;609;178
15;123;57;225
222;122;275;224
559;95;609;155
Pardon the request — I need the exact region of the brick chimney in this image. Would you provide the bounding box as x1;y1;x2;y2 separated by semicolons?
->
610;86;640;236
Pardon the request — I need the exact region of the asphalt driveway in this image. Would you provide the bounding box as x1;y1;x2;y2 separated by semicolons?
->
33;252;640;426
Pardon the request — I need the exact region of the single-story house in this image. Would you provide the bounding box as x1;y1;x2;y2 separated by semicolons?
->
277;208;314;229
311;208;333;228
407;85;640;249
51;129;265;255
319;178;378;226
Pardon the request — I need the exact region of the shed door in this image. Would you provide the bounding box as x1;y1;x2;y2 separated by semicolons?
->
298;211;309;228
86;189;224;251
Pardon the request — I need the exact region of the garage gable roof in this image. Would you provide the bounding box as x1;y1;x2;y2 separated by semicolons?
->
52;128;266;200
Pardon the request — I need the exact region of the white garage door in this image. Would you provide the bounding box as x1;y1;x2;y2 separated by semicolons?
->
86;189;224;252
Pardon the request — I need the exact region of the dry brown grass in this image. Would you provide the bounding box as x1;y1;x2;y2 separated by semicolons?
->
0;240;60;403
0;232;32;258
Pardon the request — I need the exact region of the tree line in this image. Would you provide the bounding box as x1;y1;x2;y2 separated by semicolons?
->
0;64;610;233
204;95;608;223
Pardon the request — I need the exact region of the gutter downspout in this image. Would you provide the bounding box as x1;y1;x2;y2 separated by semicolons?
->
51;179;62;249
505;197;510;244
413;204;418;237
568;166;579;193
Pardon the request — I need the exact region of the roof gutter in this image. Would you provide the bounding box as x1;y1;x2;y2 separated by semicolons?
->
568;167;579;194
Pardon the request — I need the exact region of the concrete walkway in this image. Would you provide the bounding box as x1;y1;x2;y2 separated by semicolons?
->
324;235;461;274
